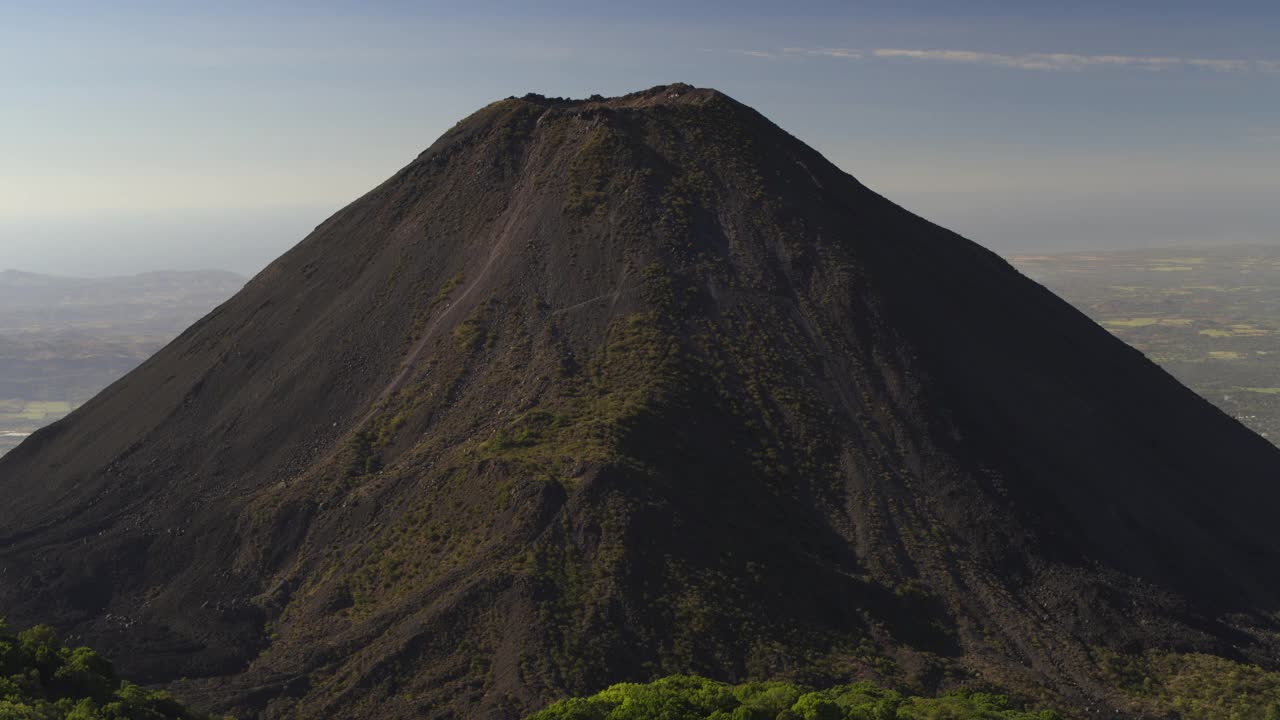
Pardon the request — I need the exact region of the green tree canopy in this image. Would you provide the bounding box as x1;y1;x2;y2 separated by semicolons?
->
0;618;208;720
525;675;1061;720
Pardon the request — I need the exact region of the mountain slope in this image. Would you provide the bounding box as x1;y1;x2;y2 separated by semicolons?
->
2;84;1279;719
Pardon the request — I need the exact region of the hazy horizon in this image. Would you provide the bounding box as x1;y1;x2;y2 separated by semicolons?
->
4;192;1280;279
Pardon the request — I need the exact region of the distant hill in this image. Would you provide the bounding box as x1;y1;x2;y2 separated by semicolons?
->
0;269;244;457
0;268;245;334
2;85;1279;719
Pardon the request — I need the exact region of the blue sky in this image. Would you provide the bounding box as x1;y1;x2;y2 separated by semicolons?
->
2;1;1278;275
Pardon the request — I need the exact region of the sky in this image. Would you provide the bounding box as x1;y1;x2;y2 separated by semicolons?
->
2;1;1278;277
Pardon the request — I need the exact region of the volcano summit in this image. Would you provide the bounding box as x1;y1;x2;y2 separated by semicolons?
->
2;84;1279;718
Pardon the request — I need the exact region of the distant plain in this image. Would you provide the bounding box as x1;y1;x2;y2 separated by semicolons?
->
1011;245;1280;445
0;270;244;456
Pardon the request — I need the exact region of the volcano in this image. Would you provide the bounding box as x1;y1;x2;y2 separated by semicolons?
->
2;84;1279;719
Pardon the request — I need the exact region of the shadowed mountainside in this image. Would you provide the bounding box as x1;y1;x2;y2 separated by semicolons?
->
2;84;1279;719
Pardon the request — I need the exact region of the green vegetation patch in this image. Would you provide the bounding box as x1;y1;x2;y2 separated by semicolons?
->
20;401;72;418
1199;325;1270;338
1100;318;1160;328
524;675;1061;720
339;310;684;614
343;500;479;612
567;126;634;215
492;99;546;149
1101;317;1194;329
344;412;406;478
342;383;425;479
453;316;487;352
0;400;75;424
0;619;211;719
407;272;465;343
1098;650;1280;719
474;310;682;484
453;300;492;353
660;169;712;230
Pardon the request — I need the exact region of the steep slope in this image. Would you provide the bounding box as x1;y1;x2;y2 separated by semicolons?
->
2;84;1279;719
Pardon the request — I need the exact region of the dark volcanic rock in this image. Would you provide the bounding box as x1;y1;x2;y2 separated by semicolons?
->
2;84;1279;718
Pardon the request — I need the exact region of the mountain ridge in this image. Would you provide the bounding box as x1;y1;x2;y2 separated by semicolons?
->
0;267;246;284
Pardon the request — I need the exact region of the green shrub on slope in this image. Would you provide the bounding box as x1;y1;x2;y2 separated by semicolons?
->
525;675;1061;720
0;618;207;720
1098;650;1280;719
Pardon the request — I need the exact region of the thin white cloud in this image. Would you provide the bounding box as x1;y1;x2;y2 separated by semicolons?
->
783;47;863;60
750;47;1280;74
723;49;784;59
873;49;1175;71
1185;58;1251;72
